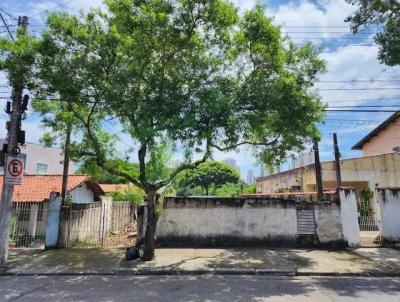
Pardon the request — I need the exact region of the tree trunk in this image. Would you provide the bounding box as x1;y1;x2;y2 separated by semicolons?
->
141;189;157;261
61;122;72;205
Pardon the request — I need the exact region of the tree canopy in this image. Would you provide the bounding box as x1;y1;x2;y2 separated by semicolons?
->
175;161;240;195
346;0;400;66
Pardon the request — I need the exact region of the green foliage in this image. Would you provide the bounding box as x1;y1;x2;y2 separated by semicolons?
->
215;183;242;197
78;160;139;184
361;187;374;202
175;161;240;195
346;0;400;66
242;184;256;194
106;189;143;205
0;31;39;89
34;0;325;190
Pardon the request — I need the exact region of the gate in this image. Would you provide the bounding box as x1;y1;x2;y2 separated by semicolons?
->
297;205;316;235
63;201;136;247
9;202;49;249
357;198;382;247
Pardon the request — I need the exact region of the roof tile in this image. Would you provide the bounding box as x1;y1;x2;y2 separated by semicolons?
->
0;175;91;202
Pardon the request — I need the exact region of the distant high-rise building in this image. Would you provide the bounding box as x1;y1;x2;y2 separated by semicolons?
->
223;157;240;174
247;170;255;185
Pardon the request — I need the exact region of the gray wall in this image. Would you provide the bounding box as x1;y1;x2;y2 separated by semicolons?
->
146;195;348;247
377;188;400;242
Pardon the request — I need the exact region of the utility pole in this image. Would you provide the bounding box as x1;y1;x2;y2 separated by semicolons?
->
333;133;342;187
0;16;28;266
313;140;323;201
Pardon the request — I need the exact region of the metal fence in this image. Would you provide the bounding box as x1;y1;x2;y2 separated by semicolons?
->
64;201;136;247
357;198;383;247
10;202;49;248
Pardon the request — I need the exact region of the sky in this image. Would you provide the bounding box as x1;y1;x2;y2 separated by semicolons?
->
1;0;400;179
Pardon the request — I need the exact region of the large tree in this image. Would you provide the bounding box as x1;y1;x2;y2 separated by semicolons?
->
346;0;400;66
35;0;325;260
175;161;240;195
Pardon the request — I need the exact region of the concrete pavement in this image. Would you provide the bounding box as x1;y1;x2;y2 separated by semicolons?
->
1;275;399;301
4;247;400;276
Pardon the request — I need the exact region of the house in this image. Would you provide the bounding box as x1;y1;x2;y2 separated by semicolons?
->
352;112;400;156
0;174;104;245
256;153;400;194
0;139;76;175
0;174;104;204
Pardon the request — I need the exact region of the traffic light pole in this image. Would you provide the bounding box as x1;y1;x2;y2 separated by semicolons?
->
0;16;28;266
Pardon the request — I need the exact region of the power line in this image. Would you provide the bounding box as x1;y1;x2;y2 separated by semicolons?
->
324;97;400;103
325;109;397;112
0;8;18;21
0;12;14;41
317;80;400;83
328;105;400;108
31;0;77;18
319;87;400;91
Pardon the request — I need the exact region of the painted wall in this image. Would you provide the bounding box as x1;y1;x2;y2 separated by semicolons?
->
376;188;400;241
314;202;343;244
362;118;400;156
149;195;349;247
256;153;400;194
0;139;76;174
339;189;360;247
70;183;95;204
156;197;298;246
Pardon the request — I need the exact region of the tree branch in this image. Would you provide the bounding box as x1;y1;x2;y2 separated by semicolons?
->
210;136;280;152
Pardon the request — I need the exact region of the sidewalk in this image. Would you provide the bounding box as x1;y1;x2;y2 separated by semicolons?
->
3;247;400;276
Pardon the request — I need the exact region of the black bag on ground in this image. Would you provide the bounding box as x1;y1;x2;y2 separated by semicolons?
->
125;246;140;261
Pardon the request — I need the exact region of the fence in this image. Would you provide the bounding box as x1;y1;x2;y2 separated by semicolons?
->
10;202;49;248
60;200;136;247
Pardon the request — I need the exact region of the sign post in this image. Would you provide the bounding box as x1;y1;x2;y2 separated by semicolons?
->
5;156;24;185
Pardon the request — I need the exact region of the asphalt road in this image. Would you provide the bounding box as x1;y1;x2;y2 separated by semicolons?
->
1;275;400;301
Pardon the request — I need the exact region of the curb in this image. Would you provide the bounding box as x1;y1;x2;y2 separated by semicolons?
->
1;269;399;277
296;271;400;277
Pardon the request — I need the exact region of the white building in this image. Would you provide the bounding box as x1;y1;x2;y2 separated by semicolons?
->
0;139;76;175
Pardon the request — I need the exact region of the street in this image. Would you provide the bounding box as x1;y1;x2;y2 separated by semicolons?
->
1;275;400;301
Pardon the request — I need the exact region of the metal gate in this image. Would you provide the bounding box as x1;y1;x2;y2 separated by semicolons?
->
357;199;382;247
297;206;316;235
9;202;49;249
64;201;136;247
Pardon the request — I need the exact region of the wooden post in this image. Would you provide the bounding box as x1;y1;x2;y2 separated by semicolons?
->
333;133;342;187
313;140;323;201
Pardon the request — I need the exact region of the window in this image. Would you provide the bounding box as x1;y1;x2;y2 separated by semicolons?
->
36;163;48;174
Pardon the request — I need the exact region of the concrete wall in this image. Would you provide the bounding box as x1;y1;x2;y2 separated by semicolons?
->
362;118;400;156
339;189;360;247
376;188;400;242
257;153;400;194
157;197;298;246
314;202;343;244
151;195;349;247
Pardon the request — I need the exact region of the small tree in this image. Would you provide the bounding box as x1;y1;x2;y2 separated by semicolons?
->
346;0;400;66
35;0;325;260
176;161;240;195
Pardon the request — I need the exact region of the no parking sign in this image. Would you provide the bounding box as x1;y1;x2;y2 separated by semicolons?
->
5;156;24;185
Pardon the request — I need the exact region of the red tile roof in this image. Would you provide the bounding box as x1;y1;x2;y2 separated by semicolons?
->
0;175;101;202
